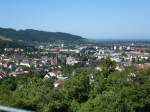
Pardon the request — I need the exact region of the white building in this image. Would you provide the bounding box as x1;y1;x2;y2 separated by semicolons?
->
20;62;30;67
66;56;79;65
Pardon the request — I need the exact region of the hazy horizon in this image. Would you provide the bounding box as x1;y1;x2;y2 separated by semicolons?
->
1;27;150;40
0;0;150;39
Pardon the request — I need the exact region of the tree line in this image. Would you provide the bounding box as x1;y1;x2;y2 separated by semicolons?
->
0;58;150;112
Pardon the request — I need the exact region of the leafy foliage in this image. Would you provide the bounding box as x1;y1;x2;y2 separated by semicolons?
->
0;58;150;112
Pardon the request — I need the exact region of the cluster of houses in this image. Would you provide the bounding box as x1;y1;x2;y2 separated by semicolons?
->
0;44;150;87
0;51;80;80
94;45;150;71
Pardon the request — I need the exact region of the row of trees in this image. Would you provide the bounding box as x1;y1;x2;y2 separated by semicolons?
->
0;58;150;112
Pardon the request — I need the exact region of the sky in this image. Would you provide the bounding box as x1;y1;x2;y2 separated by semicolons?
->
0;0;150;39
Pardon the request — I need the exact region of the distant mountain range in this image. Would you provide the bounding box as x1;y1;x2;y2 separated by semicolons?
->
0;27;86;43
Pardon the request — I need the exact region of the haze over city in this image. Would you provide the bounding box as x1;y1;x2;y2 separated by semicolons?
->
0;0;150;39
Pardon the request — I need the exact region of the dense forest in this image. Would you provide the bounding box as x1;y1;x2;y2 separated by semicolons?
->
0;39;35;54
0;27;85;43
0;39;24;48
0;58;150;112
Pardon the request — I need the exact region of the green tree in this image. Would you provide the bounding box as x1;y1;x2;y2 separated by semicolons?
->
101;57;116;78
62;70;91;103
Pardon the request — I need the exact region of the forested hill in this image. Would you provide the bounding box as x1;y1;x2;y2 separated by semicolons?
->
0;39;26;49
0;27;86;43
